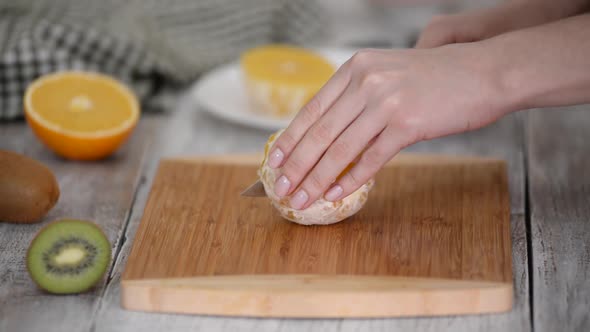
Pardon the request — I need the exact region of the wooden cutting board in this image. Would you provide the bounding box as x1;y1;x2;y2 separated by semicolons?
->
121;153;513;318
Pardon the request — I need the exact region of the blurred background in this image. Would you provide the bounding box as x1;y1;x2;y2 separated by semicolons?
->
0;0;501;121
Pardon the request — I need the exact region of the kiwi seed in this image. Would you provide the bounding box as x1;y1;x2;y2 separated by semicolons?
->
26;219;111;294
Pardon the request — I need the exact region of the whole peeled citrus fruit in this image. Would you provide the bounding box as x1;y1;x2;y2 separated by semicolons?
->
258;129;374;225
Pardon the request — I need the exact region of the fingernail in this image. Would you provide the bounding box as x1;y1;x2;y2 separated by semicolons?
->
289;190;309;210
274;175;291;197
268;148;284;168
324;185;343;201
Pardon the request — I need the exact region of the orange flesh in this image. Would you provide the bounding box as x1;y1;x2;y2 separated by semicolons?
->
28;75;134;133
337;162;355;181
241;45;335;85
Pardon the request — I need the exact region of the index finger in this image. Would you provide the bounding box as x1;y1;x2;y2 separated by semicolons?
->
266;59;352;168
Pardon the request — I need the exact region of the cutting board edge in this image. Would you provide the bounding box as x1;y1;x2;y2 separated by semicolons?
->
164;152;508;166
120;274;513;318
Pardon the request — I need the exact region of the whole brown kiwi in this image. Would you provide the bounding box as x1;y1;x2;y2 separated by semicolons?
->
0;150;60;223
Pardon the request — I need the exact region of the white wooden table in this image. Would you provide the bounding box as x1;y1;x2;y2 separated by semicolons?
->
1;87;589;330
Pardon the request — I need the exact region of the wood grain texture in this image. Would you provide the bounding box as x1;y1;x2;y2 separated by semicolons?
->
93;96;529;331
121;152;512;317
0;116;159;332
408;113;525;215
527;106;590;332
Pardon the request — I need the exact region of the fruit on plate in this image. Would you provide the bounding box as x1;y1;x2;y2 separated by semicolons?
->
24;71;140;161
27;219;111;294
0;150;60;223
240;44;335;118
258;129;374;225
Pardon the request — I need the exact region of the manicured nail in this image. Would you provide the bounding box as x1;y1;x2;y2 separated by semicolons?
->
268;148;284;168
324;185;343;201
274;175;291;197
289;190;309;210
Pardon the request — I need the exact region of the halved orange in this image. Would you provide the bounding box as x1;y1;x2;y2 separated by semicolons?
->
24;71;140;161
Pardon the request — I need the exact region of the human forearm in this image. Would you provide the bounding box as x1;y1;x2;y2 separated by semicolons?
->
496;0;590;32
516;0;590;22
479;13;590;110
416;0;590;48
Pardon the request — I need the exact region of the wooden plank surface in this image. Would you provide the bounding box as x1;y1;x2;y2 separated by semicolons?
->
125;155;511;280
0;115;159;332
527;106;590;332
120;154;512;317
92;95;529;331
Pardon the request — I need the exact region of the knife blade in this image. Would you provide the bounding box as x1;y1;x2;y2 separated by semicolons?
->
240;180;266;197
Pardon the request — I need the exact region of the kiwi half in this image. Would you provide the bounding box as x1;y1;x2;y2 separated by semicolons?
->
26;219;111;294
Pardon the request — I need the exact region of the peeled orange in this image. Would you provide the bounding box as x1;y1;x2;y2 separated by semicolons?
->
24;71;140;161
258;129;374;226
240;44;335;118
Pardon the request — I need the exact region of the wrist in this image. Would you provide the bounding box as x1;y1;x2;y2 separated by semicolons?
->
446;41;524;116
471;36;530;113
481;13;590;110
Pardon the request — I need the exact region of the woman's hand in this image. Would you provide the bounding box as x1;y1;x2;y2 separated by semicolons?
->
415;0;588;48
266;44;513;210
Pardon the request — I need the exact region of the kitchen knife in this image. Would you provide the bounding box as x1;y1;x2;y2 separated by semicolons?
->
240;180;266;197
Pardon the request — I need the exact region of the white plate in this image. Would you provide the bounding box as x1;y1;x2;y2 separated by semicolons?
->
190;47;357;131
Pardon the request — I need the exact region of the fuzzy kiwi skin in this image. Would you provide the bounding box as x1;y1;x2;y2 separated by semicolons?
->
0;150;60;223
26;219;112;294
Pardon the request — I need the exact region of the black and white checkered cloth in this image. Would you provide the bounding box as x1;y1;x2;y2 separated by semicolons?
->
0;0;326;120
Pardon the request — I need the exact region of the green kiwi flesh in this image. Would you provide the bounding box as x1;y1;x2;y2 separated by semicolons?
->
27;219;111;294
